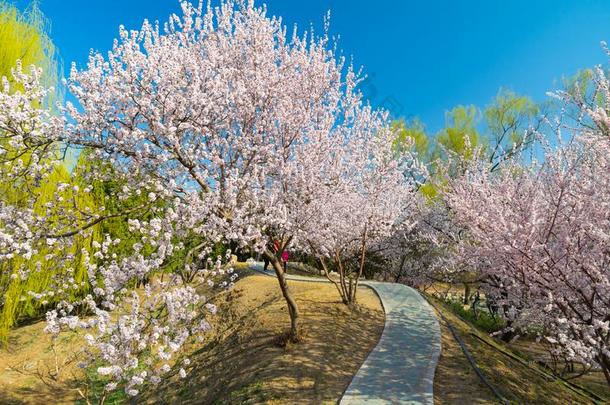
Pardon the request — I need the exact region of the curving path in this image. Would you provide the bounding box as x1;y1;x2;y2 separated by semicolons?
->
249;263;441;405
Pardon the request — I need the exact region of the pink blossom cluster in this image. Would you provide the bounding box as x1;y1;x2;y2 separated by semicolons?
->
0;59;235;398
0;0;419;396
442;57;610;382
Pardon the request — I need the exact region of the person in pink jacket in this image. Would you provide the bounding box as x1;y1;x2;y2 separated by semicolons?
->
281;250;290;272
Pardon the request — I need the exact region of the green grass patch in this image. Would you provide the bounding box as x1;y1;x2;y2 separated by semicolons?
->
74;365;127;405
443;298;505;334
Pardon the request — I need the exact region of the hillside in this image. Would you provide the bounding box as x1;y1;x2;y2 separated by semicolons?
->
0;269;385;404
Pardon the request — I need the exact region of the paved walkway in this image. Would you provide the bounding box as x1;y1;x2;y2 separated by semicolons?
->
249;263;441;404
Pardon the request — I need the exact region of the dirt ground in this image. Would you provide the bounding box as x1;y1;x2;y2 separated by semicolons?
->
0;319;83;404
7;268;603;405
147;271;385;404
0;269;384;405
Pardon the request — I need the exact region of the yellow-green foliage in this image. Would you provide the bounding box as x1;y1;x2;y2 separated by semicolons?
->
391;118;430;158
435;105;481;161
0;1;59;94
0;2;98;343
417;106;483;199
484;89;538;146
0;166;100;339
390;119;439;201
418;181;438;201
390;107;484;202
392;92;539;203
562;69;595;100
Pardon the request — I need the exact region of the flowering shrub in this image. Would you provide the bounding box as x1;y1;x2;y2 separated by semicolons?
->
0;59;239;399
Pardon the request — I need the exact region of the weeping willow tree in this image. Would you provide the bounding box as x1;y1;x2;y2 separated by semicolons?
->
0;2;99;342
0;1;61;100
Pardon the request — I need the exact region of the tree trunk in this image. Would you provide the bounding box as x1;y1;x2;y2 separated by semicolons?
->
334;253;350;305
599;354;610;388
394;253;408;283
500;305;515;342
317;253;345;302
264;249;300;341
463;283;471;305
350;225;368;306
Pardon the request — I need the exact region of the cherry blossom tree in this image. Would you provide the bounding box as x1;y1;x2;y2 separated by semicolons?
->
442;53;610;385
294;126;423;305
0;60;242;401
0;0;425;396
2;8;402;395
372;205;450;289
59;0;405;338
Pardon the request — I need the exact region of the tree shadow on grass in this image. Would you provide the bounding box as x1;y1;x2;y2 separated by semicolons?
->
0;391;26;405
144;277;384;404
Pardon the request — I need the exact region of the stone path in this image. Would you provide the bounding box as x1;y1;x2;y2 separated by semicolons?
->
249;263;441;404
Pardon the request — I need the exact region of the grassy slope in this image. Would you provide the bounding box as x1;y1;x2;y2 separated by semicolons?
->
146;269;385;404
432;309;497;404
7;265;604;404
0;320;82;404
0;269;384;405
429;296;609;404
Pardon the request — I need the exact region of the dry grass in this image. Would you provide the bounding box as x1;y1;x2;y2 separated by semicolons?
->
429;296;608;404
0;267;383;405
431;307;496;404
3;268;607;404
0;320;82;404
427;281;609;403
146;270;384;404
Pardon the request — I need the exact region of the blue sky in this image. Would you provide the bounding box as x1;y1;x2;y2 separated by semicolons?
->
15;0;610;133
